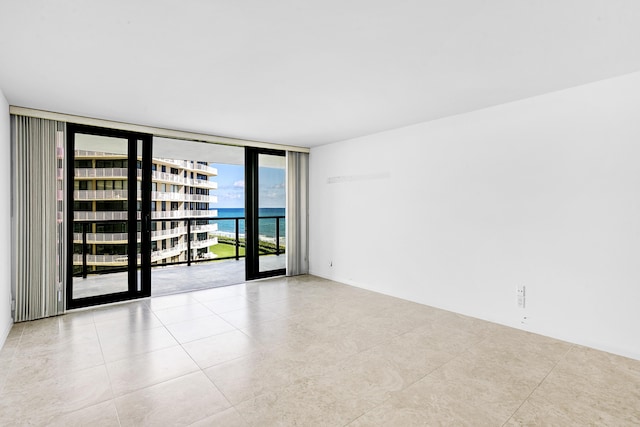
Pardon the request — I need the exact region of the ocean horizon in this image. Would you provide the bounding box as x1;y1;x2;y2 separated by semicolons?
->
211;207;285;238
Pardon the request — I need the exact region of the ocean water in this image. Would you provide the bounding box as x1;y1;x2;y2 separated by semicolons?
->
212;208;285;238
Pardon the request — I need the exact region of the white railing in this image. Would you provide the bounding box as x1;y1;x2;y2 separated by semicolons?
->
72;223;218;244
151;210;213;219
74;211;133;221
73;254;132;265
73;232;131;243
191;223;218;233
151;171;218;189
74;190;135;200
150;192;216;203
190;237;218;250
152;226;188;239
74;168;138;178
74;150;128;158
157;159;218;175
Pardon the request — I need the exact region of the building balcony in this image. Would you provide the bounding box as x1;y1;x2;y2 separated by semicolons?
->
190;223;218;233
151;192;217;203
74;168;138;179
73;242;190;266
190;237;218;250
151;171;217;189
74;211;132;221
158;159;218;175
72;226;204;243
151;210;215;219
72;232;130;244
74;190;135;200
73;254;132;266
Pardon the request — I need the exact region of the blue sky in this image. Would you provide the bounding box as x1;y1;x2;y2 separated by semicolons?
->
212;163;285;209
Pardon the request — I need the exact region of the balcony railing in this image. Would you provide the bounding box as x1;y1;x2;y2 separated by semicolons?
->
73;216;285;278
74;190;133;200
74;168;138;179
151;210;213;219
151;171;218;189
151;192;217;203
158;159;218;175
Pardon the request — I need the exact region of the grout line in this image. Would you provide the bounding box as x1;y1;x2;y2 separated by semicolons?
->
500;343;576;427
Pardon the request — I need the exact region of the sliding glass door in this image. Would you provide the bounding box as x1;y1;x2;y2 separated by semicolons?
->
245;148;286;279
66;124;152;309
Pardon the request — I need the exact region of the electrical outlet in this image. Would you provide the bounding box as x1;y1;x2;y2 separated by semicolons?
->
517;285;526;308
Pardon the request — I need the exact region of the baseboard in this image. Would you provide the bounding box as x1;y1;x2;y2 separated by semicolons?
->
307;271;640;362
0;317;13;350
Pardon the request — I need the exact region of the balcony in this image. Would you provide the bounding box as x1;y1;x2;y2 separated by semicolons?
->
151;171;218;189
151;210;214;219
74;211;131;221
73;215;284;273
151;192;217;203
158;159;218;175
190;237;218;250
74;168;137;179
74;190;133;200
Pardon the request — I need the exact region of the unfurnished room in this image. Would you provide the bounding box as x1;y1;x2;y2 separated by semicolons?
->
0;1;639;425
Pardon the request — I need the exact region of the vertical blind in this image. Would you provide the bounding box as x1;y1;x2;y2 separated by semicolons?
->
12;116;64;321
286;151;309;276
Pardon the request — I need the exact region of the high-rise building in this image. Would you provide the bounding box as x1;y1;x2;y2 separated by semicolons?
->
72;151;218;275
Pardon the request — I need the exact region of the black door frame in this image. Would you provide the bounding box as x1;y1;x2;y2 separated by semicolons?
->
66;123;152;309
245;147;286;280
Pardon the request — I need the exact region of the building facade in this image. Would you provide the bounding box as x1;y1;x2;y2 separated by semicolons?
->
72;151;218;275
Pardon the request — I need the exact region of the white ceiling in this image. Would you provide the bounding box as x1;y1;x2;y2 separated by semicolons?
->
1;0;640;147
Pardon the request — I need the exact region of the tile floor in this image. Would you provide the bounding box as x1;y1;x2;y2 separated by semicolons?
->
1;275;639;426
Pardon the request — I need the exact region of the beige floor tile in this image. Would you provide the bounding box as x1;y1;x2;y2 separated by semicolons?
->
204;350;309;405
505;399;632;426
366;374;507;426
94;310;164;337
19;321;98;349
234;376;359;426
0;364;113;425
4;276;640;426
106;345;200;396
98;325;178;362
365;331;456;385
58;310;96;329
244;283;293;304
425;354;543;421
91;300;154;323
165;314;236;343
190;285;247;302
115;371;230;426
188;407;248;426
147;292;198;311
313;350;410;415
218;307;283;329
152;301;214;325
409;321;487;355
4;336;105;388
6;323;25;339
345;411;383;426
314;320;398;354
0;336;19;361
240;316;317;346
201;295;255;314
47;400;120;427
182;330;261;368
519;346;640;425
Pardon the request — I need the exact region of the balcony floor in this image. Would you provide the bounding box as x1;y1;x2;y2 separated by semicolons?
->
72;255;286;299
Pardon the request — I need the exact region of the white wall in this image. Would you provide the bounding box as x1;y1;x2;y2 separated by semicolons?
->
0;87;12;349
310;71;640;361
